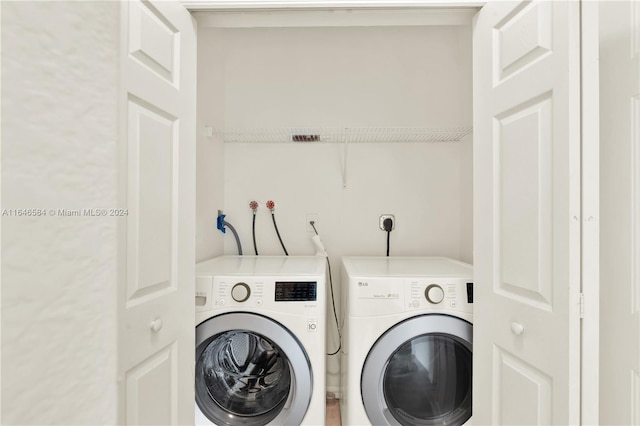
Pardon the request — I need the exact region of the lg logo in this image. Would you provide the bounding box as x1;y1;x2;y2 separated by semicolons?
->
358;281;369;287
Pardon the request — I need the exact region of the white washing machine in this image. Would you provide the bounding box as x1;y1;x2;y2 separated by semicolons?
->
341;257;473;426
195;255;326;426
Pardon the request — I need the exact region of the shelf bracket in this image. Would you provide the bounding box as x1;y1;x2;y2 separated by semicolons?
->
342;128;349;189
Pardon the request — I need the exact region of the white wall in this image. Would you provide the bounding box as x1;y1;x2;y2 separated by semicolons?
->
1;2;120;424
196;27;226;262
196;24;473;394
459;134;473;264
599;1;640;423
197;25;473;258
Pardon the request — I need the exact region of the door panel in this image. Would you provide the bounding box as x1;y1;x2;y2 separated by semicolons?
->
496;93;553;309
126;98;176;304
118;1;196;424
128;0;179;84
126;343;178;425
493;0;552;84
473;1;581;424
493;347;552;425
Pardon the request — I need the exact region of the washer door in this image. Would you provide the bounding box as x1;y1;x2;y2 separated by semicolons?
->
361;314;472;426
196;312;312;426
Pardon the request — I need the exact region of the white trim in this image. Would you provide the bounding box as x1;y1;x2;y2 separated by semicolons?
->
193;8;476;27
632;370;640;425
183;0;485;11
567;2;583;424
117;3;129;423
632;95;640;316
632;0;640;58
0;1;3;420
580;1;600;424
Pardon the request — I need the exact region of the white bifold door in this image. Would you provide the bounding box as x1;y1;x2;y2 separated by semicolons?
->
117;1;197;424
599;0;640;424
473;1;581;424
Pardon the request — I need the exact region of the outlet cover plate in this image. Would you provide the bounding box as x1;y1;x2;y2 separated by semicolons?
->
379;214;395;231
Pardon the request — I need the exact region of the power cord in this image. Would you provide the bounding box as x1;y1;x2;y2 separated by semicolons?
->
310;220;341;356
384;217;393;257
326;255;341;356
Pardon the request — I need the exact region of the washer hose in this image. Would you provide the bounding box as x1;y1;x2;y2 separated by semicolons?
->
271;213;288;256
252;213;258;255
217;211;243;255
224;220;243;255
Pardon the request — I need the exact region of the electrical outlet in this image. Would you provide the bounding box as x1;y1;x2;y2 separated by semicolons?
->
379;214;395;231
306;214;319;233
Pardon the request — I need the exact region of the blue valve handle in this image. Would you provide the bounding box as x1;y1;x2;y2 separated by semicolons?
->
217;213;226;233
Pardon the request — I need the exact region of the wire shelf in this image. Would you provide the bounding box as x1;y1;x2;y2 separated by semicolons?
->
214;126;472;143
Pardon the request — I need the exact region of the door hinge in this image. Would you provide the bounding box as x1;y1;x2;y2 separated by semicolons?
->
579;293;585;319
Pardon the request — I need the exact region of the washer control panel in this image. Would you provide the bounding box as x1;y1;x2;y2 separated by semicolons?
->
274;281;317;302
214;278;264;307
198;275;322;314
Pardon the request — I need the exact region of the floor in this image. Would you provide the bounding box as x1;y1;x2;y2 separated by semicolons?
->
326;394;341;426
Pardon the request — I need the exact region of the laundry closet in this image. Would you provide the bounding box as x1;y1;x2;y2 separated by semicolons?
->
193;7;475;398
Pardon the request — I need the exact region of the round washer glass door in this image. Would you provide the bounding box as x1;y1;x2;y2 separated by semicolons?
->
196;312;312;426
361;314;472;426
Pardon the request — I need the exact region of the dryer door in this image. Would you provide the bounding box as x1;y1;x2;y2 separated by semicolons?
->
195;312;312;426
361;314;472;426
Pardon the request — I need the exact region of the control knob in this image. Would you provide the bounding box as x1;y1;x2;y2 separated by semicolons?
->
231;282;251;303
425;284;445;304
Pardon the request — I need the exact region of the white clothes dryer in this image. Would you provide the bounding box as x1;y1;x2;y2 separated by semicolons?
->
341;257;473;426
195;256;326;426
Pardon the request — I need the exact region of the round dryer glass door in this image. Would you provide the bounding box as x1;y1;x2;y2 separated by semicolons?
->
383;334;472;425
195;313;312;426
361;314;472;426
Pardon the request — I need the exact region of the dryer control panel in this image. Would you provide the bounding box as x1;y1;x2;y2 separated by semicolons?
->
408;278;471;314
348;277;472;317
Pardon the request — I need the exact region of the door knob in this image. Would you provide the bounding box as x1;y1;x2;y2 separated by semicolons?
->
511;322;524;336
150;318;163;332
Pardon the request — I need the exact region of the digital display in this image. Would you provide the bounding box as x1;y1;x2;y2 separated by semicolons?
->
275;281;317;302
